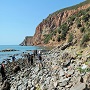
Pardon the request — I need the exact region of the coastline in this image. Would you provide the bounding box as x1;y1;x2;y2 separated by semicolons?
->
0;43;90;89
0;45;49;63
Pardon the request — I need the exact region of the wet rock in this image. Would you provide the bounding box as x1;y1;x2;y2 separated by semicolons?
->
0;49;19;52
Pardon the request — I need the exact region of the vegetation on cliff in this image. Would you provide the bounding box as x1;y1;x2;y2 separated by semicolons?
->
47;0;90;18
43;6;90;47
21;0;90;46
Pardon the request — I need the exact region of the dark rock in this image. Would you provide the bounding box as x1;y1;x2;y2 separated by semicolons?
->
0;49;19;52
60;80;68;87
83;84;90;90
1;80;10;90
63;59;71;67
61;42;72;50
80;76;84;83
62;52;69;59
13;65;21;73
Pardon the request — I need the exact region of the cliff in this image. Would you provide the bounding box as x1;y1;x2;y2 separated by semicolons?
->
21;0;90;46
20;36;33;46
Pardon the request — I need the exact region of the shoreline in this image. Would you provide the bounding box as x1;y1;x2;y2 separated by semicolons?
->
0;43;90;89
0;45;51;63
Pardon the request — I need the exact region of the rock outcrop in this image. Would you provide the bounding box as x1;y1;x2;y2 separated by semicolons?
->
20;36;33;46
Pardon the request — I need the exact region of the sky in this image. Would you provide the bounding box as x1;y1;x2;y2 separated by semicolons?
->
0;0;85;45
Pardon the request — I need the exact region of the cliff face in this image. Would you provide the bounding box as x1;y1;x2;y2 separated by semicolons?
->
20;36;33;46
21;1;90;46
32;3;90;46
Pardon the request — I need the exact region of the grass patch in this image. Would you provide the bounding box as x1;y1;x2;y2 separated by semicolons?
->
77;67;90;73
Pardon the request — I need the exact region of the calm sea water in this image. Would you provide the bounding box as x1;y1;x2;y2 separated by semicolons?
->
0;45;46;63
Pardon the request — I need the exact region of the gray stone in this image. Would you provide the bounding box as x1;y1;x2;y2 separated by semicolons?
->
60;69;65;76
30;87;35;90
46;77;51;85
60;80;68;87
60;77;64;83
34;67;39;72
54;81;58;87
18;80;22;86
65;83;72;88
17;85;22;90
68;70;74;75
70;83;86;90
28;80;32;87
63;59;71;67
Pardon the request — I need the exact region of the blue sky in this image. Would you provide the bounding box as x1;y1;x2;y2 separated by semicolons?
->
0;0;85;45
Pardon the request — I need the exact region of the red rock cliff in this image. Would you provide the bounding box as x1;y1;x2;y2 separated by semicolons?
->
20;1;90;46
32;3;90;46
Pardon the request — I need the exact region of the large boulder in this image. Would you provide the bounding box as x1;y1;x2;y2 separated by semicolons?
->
61;42;72;50
70;83;86;90
13;65;21;73
1;80;10;90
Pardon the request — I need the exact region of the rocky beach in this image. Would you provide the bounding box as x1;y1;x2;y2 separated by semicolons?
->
0;42;90;90
0;0;90;90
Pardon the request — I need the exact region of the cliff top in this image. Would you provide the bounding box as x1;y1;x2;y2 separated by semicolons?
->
46;0;90;19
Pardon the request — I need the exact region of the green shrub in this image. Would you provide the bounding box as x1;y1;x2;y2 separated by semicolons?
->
68;33;73;43
80;27;85;33
53;30;57;36
60;23;69;40
86;7;90;12
69;15;76;21
61;23;69;31
77;20;82;28
57;35;61;42
81;33;89;45
67;18;73;26
57;27;61;34
77;67;90;73
77;10;86;17
77;67;86;73
77;23;82;28
86;22;90;28
82;14;90;22
87;28;90;32
44;33;53;44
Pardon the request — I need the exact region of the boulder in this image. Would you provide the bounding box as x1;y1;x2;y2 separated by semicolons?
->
70;83;86;90
61;42;72;50
13;65;21;73
1;80;10;90
63;59;71;67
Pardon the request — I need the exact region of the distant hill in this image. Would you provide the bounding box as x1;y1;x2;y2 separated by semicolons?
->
20;36;33;46
21;0;90;47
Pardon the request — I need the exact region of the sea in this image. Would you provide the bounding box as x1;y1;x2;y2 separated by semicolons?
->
0;45;48;63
